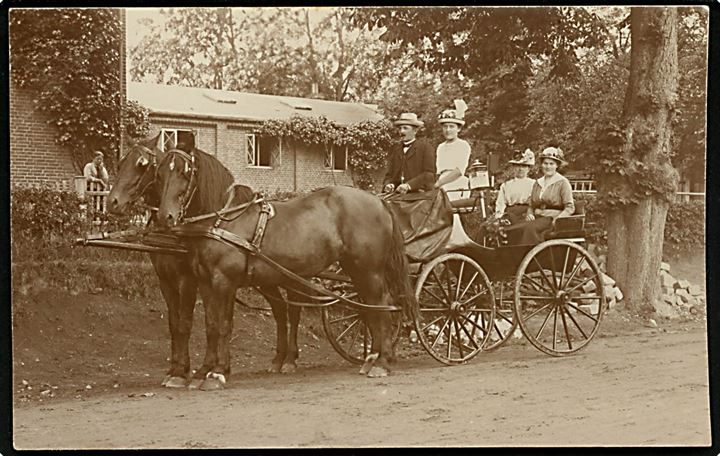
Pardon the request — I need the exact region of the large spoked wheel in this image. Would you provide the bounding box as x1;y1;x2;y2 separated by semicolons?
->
514;239;606;356
484;280;519;351
320;264;401;365
413;253;496;365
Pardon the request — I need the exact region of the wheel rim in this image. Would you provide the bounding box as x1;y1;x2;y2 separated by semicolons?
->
414;253;496;365
484;280;519;351
514;240;605;356
320;263;400;365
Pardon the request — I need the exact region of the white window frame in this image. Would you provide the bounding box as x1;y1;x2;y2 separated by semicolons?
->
246;133;280;169
160;128;194;152
324;145;348;172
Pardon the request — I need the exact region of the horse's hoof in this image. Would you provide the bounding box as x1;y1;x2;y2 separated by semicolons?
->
164;376;187;388
359;353;379;375
161;375;171;387
267;364;282;374
199;377;225;391
366;365;389;378
187;378;204;390
281;363;297;374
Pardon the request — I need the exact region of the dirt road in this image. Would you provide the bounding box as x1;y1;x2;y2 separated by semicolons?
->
13;325;711;449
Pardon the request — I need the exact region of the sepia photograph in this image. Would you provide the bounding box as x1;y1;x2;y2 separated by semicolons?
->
6;5;712;449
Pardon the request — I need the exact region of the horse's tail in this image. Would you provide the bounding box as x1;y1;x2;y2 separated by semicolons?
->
382;202;417;321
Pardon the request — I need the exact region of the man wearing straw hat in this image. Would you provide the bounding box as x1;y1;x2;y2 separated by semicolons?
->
383;113;436;194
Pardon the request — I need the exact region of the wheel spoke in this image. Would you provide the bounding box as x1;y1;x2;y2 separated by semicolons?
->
458;272;479;302
446;322;453;359
560;246;571;289
329;313;360;324
496;310;515;324
532;256;556;292
552;305;559;350
421;315;445;332
455;261;466;301
459;313;488;336
431;317;452;349
563;304;589;340
421;285;447;307
523;302;552;321
559;304;572;350
420;307;451;312
533;305;555;340
443;262;455;303
566;273;600;294
563;256;587;292
453;319;465;358
549;246;558;290
522;273;553;295
459;321;481;350
431;269;453;304
519;295;557;300
347;321;362;353
460;289;489;307
566;302;600;322
335;318;359;342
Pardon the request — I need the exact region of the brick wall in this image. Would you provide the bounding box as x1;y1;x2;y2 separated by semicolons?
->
9;84;78;188
147;114;385;194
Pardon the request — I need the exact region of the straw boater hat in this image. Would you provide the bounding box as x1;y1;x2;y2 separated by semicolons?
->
94;151;104;158
438;99;468;126
393;112;424;128
538;146;567;166
508;149;535;166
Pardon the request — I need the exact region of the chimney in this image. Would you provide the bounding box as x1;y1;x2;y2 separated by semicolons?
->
309;82;324;100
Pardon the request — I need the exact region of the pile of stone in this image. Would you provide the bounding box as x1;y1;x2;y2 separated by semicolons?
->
585;243;624;311
654;261;705;319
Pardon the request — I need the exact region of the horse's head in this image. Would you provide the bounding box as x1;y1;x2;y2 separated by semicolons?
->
156;149;198;227
107;141;159;215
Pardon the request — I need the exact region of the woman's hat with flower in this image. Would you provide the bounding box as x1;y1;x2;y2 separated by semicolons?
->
538;146;567;166
438;99;468;126
508;148;535;166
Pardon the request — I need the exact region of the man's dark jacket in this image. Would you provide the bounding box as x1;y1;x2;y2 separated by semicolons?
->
383;139;437;192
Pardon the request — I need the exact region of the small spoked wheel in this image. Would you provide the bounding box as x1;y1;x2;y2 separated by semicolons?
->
484;280;519;351
320;264;400;365
413;253;496;365
514;240;606;356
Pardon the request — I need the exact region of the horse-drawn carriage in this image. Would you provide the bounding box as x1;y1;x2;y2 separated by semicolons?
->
79;138;605;387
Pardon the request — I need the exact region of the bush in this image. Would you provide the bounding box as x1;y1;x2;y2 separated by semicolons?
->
664;200;705;252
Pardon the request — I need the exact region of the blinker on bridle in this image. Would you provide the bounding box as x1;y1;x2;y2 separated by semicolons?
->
165;149;198;221
118;145;159;204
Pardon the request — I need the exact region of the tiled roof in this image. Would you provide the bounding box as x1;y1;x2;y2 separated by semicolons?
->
128;82;383;125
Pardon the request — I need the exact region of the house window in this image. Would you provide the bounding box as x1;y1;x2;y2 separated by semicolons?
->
161;128;195;152
325;145;348;171
246;134;279;168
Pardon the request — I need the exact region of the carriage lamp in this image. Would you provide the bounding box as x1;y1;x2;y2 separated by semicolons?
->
467;159;491;190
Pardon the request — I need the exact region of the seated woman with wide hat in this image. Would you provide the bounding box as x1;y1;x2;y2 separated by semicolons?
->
511;146;575;245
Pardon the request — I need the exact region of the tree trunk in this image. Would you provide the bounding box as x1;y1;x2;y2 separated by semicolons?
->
603;7;679;314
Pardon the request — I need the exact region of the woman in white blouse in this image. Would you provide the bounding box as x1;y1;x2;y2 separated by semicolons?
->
434;100;471;201
494;149;535;224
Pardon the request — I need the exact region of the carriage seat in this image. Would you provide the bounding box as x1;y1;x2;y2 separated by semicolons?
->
543;199;587;240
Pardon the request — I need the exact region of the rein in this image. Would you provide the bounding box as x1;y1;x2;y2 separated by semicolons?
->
165;149;199;221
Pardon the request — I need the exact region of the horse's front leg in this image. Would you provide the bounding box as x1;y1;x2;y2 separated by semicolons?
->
154;264;186;388
188;281;219;390
199;281;237;391
166;273;197;388
261;286;289;374
285;292;302;373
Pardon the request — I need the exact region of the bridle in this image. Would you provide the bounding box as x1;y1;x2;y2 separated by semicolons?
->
163;149;198;222
118;145;159;204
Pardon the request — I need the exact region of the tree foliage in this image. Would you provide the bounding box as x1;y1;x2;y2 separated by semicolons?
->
130;7;393;102
10;9;150;171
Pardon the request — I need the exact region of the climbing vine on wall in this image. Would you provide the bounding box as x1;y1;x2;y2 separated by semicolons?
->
257;115;396;190
10;8;150;171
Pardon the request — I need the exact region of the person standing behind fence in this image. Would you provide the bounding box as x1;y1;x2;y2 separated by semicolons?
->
83;151;109;190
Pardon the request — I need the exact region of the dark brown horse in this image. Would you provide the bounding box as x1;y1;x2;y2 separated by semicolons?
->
108;137;302;390
154;149;415;388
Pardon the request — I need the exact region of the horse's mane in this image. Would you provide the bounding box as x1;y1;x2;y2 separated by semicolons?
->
188;148;251;214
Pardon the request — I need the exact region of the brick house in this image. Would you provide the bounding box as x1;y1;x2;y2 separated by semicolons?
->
128;82;384;193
